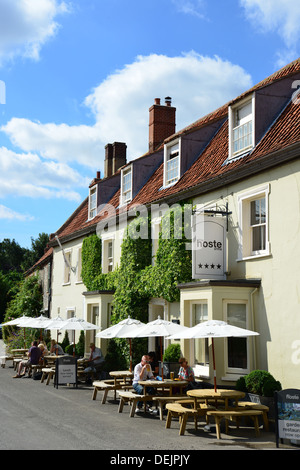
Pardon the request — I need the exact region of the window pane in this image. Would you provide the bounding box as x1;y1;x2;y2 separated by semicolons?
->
192;304;209;365
251;197;266;252
252;225;266;251
227;303;247;370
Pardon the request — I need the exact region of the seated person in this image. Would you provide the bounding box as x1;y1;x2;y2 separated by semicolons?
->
50;339;64;356
148;351;159;376
13;341;42;378
178;357;198;390
84;343;105;379
38;342;48;362
132;355;156;412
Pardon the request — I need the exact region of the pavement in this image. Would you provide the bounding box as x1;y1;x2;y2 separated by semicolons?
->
0;340;295;456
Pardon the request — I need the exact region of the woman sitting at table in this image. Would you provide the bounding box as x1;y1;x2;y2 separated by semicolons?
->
178;357;198;391
50;339;64;356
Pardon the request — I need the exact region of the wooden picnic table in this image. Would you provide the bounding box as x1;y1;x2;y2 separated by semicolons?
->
187;388;245;410
11;349;28;355
138;379;187;396
110;370;133;385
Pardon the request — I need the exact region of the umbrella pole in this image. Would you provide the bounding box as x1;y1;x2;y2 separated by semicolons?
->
129;339;132;372
160;337;164;380
212;337;217;392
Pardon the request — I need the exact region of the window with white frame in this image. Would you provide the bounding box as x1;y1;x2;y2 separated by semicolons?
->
238;185;269;259
63;251;72;284
192;302;209;366
103;239;114;273
229;96;254;159
89;186;97;219
225;301;249;372
164;140;180;187
250;197;266;253
121;166;132;205
77;247;82;282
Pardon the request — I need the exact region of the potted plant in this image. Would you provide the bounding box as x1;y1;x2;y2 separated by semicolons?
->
162;343;181;378
236;370;282;422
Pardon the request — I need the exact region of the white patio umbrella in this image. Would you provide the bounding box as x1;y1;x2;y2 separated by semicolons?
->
44;315;66;345
95;316;146;371
58;316;100;356
1;315;35;327
23;314;52;342
132;316;189;379
24;314;51;328
1;315;36;347
168;320;259;391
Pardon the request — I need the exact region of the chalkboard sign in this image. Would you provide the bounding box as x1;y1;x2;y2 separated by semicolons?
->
55;355;77;388
275;388;300;447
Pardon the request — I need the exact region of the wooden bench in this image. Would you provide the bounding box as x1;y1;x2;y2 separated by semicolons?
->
165;403;215;436
235;402;269;431
13;358;24;371
118;391;155;417
92;381;133;403
28;364;43;378
0;355;14;368
41;367;55;385
206;409;264;439
152;396;192;420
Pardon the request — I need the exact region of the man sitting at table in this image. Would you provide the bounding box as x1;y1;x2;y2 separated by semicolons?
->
13;341;42;378
133;355;156;413
84;343;105;381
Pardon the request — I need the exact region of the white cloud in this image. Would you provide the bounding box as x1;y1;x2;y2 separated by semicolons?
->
85;53;252;159
1;53;252;205
0;146;85;201
2;54;252;165
172;0;206;19
0;0;71;64
240;0;300;51
2;119;102;168
0;204;33;221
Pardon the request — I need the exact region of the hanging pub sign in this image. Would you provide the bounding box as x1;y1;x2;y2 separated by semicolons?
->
192;214;226;280
55;355;78;388
275;389;300;447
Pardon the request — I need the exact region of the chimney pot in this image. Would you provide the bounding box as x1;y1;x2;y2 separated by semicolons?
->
149;96;176;152
96;171;101;179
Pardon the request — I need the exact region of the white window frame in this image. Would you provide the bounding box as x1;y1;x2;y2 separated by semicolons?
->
190;301;209;368
102;237;115;273
89;186;97;219
224;300;251;376
228;95;255;160
237;184;270;260
120;165;132;205
76;246;82;283
63;250;72;285
163;139;181;187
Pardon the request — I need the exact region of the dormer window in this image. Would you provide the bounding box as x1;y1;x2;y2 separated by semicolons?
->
164;139;180;187
229;96;254;160
121;165;132;205
89;186;97;219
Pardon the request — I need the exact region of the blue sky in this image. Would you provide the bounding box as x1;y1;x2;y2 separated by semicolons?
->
0;0;299;249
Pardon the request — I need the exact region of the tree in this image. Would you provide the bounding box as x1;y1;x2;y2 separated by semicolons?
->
21;233;49;271
0;238;27;273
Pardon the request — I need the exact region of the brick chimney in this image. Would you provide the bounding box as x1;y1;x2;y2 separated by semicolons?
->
149;97;176;152
104;142;127;178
